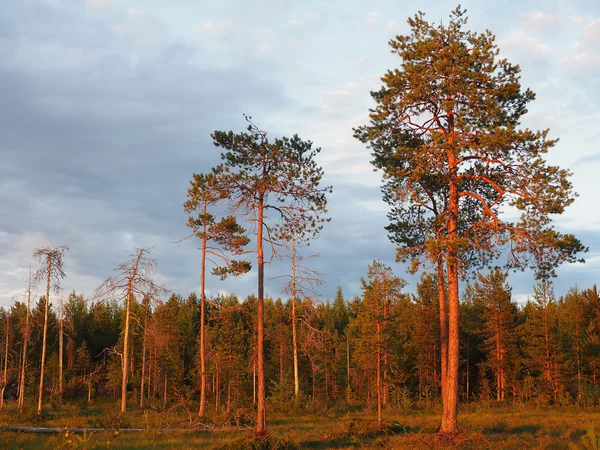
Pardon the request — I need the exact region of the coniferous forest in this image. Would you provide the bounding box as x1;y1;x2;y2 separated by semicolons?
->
1;5;599;450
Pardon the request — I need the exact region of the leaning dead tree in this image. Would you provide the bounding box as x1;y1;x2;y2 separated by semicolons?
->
273;238;323;399
33;245;68;415
95;248;168;413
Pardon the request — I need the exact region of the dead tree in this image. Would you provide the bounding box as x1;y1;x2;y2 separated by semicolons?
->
33;245;68;414
95;248;167;413
273;238;323;399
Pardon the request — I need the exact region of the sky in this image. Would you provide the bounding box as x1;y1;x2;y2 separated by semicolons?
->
1;0;599;306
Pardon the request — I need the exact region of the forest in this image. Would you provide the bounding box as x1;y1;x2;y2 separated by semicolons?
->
1;4;597;450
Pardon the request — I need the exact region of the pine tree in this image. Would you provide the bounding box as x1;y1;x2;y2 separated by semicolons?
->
472;269;517;401
184;172;251;417
354;7;585;434
211;116;331;435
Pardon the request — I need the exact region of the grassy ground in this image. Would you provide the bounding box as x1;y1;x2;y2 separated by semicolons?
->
1;402;600;449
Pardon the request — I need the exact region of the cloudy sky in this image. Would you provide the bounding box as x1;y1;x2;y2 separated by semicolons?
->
1;0;599;306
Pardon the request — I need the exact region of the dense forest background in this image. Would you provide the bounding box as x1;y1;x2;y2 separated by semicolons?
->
2;269;599;415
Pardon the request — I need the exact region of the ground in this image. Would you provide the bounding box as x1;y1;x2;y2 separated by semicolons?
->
0;402;599;449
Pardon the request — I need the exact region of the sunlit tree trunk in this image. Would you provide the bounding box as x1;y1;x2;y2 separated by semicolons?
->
199;207;208;417
121;288;132;413
376;310;382;427
437;260;447;401
140;297;149;408
59;307;64;407
18;270;31;410
440;145;459;436
0;312;9;410
346;333;351;403
291;240;300;398
256;200;266;435
38;261;52;414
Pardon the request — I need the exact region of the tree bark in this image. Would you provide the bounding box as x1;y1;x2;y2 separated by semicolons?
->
37;257;52;415
1;312;9;410
346;332;350;403
256;200;267;435
437;260;447;399
199;204;208;417
376;316;382;427
140;297;149;408
439;145;459;436
59;309;63;407
18;270;31;411
121;288;132;413
291;240;300;398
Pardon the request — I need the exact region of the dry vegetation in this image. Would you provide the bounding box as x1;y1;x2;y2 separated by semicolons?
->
2;402;600;449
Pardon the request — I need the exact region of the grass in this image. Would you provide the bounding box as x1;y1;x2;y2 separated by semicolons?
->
2;402;600;449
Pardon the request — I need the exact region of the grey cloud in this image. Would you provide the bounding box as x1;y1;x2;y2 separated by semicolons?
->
0;0;293;304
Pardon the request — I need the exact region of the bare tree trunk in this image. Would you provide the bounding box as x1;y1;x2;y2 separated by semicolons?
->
383;293;388;407
465;337;470;402
38;258;52;415
227;369;231;414
256;201;267;435
346;332;351;403
577;323;582;401
1;312;9;410
140;298;149;408
253;356;256;405
215;358;220;413
291;240;300;398
376;302;382;427
18;269;31;411
199;213;208;417
279;337;284;382
59;308;63;407
121;288;132;413
311;362;316;402
163;373;167;405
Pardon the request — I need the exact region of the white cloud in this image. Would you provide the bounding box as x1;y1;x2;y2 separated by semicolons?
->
86;0;111;7
195;19;236;36
365;17;383;29
561;52;600;76
498;30;552;68
113;10;169;53
256;42;273;53
521;11;562;31
582;19;600;48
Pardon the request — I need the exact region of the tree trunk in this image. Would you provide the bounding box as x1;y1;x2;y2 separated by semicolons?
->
376;303;382;427
140;297;149;408
576;323;582;401
59;311;63;407
437;260;448;400
1;312;9;410
38;257;52;415
199;209;208;417
346;332;351;403
439;145;459;436
256;200;267;435
121;288;132;413
18;270;31;411
163;373;167;405
291;240;300;398
253;355;256;405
